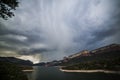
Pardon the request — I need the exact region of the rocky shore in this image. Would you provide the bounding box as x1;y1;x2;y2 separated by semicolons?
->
60;68;120;74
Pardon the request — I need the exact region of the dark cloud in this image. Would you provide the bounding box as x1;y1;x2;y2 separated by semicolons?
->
0;0;120;62
87;3;120;46
18;48;53;55
0;21;45;49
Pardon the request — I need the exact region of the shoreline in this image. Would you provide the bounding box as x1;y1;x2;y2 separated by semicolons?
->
22;69;34;72
60;68;120;74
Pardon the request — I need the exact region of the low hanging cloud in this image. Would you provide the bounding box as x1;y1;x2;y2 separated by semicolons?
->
0;0;120;62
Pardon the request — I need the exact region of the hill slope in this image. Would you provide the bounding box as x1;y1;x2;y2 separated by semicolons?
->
60;44;120;70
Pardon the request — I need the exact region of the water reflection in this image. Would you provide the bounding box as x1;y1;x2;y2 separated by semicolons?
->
26;66;38;80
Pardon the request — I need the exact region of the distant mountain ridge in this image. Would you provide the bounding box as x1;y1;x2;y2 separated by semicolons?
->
67;44;120;58
35;44;120;66
33;44;120;66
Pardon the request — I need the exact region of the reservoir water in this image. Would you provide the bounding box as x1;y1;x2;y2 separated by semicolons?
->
26;66;120;80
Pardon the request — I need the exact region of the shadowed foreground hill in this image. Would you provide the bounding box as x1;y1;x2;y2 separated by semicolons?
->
0;57;33;66
0;61;28;80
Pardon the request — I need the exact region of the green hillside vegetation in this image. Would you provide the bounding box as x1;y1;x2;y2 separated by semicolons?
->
62;57;120;71
0;61;28;80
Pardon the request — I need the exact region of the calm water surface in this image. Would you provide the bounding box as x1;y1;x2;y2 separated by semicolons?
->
26;66;120;80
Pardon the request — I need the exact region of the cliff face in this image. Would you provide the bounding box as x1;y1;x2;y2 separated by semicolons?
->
60;44;120;71
68;50;90;59
61;44;120;66
90;44;120;54
67;44;120;59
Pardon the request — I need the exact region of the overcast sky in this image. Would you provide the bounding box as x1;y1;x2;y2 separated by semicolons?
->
0;0;120;63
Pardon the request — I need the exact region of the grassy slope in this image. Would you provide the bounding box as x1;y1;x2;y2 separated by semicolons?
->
62;57;120;71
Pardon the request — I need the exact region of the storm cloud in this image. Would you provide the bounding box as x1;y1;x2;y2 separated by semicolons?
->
0;0;120;63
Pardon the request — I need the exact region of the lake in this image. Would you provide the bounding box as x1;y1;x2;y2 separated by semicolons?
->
26;66;120;80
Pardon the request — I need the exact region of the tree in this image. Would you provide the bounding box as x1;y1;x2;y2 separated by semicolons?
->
0;0;19;20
